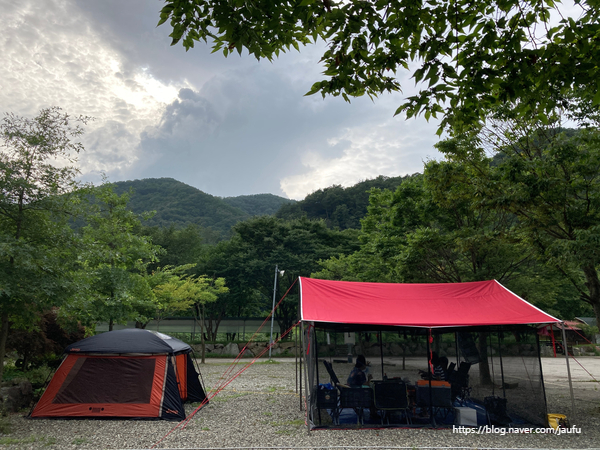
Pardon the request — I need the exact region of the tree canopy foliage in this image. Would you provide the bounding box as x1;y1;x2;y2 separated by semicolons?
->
72;185;161;331
0;107;90;378
314;167;585;320
435;124;600;328
158;0;598;131
277;175;407;229
197;216;360;334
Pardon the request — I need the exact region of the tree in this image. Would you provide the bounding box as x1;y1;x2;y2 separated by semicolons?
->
277;176;407;230
140;264;197;328
72;185;161;330
158;0;598;131
437;125;600;328
0;107;89;379
143;224;207;272
198;216;360;335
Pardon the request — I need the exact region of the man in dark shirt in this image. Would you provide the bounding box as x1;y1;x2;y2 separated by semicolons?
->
347;355;372;387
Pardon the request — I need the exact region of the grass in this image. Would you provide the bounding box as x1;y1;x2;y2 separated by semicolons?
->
0;435;57;446
0;417;11;435
270;418;305;435
72;437;90;445
0;436;38;445
270;419;305;427
275;429;294;435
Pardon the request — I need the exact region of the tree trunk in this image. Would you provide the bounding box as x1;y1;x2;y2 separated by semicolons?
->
582;264;600;331
478;332;493;385
109;318;114;332
0;312;9;381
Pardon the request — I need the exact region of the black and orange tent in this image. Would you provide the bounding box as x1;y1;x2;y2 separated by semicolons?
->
31;329;206;420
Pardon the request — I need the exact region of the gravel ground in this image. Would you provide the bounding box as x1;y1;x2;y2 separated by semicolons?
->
1;357;599;450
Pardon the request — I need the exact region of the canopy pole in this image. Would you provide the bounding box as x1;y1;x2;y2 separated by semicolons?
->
561;324;576;418
489;333;495;397
536;330;549;421
314;328;322;425
294;324;298;394
379;331;384;379
498;331;506;399
426;329;436;427
299;332;303;411
455;332;460;366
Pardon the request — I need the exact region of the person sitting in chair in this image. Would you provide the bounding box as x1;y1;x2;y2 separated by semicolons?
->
346;355;379;419
434;356;449;380
419;353;448;380
347;355;373;387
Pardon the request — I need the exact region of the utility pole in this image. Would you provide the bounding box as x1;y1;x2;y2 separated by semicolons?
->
269;265;278;359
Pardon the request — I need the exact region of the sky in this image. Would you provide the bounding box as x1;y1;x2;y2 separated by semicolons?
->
0;0;444;200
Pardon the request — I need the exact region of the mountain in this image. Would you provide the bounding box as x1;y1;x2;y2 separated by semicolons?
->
110;178;291;234
222;194;295;216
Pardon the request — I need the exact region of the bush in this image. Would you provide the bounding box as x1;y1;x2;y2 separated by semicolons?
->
7;311;84;371
2;361;54;387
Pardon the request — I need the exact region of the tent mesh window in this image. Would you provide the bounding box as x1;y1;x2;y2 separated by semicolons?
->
54;357;157;404
304;324;547;429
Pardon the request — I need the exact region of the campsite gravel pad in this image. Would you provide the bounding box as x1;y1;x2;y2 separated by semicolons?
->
2;357;599;449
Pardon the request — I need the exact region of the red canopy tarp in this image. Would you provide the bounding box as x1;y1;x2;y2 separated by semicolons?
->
299;278;560;328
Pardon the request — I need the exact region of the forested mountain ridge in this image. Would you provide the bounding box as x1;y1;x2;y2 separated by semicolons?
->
111;178;292;234
222;193;295;216
276;175;411;229
111;176;411;234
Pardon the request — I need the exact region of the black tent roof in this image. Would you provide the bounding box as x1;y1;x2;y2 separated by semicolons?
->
64;329;191;354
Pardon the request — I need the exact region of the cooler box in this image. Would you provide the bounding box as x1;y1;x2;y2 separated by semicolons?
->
416;380;452;407
316;388;338;409
454;407;477;426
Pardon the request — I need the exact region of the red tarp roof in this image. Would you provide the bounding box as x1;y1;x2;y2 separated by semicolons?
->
299;278;560;328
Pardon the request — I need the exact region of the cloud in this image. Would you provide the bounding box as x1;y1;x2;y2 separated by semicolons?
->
280;100;441;199
1;0;444;200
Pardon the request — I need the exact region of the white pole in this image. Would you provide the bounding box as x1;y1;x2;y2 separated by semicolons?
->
269;264;278;359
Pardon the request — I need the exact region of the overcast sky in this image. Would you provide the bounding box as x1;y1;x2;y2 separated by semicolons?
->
1;0;444;199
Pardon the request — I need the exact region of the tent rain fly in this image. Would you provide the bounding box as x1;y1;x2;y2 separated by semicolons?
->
298;277;570;429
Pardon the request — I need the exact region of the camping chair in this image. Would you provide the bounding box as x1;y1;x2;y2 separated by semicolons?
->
372;381;411;425
449;362;471;405
339;385;373;425
322;360;372;425
320;360;341;424
445;362;456;381
322;360;340;386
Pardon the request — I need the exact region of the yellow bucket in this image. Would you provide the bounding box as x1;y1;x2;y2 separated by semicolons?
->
548;413;567;430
